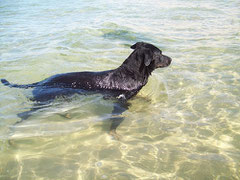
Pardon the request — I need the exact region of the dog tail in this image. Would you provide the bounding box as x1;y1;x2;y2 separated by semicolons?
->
1;79;38;89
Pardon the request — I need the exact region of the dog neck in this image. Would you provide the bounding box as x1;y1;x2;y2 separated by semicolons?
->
119;51;152;83
96;50;153;95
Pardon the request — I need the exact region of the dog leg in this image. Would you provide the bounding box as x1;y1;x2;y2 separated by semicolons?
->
16;102;50;124
109;101;129;140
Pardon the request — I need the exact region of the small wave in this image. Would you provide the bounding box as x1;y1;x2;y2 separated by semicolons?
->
99;22;152;42
137;74;169;104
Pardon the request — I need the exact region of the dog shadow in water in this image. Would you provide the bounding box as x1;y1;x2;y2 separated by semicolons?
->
16;91;129;140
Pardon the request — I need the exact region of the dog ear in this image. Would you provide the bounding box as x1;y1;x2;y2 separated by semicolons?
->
144;53;152;66
131;42;144;49
143;49;153;66
138;48;153;67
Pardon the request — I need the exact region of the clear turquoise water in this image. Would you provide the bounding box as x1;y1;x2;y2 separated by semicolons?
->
0;0;240;179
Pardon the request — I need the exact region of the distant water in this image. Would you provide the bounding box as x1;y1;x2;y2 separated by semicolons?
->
0;0;240;179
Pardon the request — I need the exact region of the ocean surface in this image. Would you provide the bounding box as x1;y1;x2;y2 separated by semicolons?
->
0;0;239;179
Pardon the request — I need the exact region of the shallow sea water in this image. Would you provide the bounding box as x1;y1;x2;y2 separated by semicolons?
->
0;0;240;179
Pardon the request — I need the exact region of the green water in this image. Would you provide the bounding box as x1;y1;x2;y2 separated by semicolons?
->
0;0;240;179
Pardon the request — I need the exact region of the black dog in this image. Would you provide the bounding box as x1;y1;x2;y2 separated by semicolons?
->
1;42;172;138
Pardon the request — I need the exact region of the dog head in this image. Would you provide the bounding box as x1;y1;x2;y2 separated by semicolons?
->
130;42;172;72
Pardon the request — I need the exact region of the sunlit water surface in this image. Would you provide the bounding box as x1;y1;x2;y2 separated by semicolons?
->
0;0;240;179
